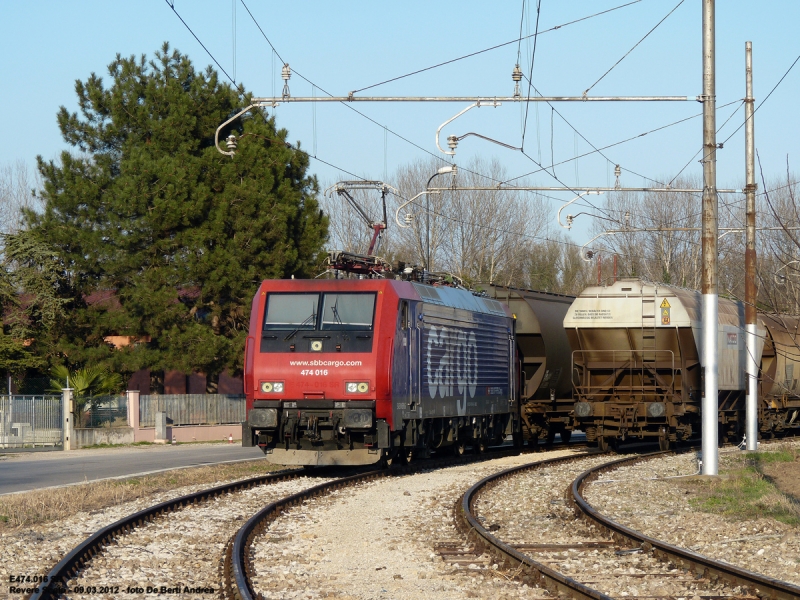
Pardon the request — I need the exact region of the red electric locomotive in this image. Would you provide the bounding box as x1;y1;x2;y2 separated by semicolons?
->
242;277;519;466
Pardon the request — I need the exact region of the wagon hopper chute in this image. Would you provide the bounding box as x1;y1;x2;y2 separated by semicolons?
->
564;279;766;450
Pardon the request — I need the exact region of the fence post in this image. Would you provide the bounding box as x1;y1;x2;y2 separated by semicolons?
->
62;388;74;451
126;389;140;430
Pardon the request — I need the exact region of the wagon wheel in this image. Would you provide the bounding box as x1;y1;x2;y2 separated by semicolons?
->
658;427;671;451
452;440;467;456
596;435;609;452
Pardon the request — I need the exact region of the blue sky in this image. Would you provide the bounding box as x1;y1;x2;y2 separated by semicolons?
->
2;1;799;242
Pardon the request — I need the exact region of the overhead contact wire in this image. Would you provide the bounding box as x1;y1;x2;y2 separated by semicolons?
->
238;0;507;188
164;0;236;85
583;0;685;96
349;0;642;95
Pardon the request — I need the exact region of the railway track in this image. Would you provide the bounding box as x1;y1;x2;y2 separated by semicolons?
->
222;445;537;599
457;450;800;600
27;467;323;600
25;444;531;600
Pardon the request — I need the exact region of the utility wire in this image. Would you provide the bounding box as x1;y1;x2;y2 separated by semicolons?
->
237;0;508;189
165;0;236;85
349;0;643;95
386;189;638;259
521;0;542;150
583;0;685;96
669;52;800;188
719;52;800;147
516;0;526;66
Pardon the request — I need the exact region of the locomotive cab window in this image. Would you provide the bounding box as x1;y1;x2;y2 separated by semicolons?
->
321;293;376;330
400;300;409;330
264;293;319;330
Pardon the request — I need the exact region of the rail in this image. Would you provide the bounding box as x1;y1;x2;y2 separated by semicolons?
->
223;445;530;599
28;468;305;600
570;453;800;600
456;453;611;599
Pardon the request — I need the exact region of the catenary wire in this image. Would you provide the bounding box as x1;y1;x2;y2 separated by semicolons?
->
349;0;643;95
583;0;685;96
521;0;543;150
164;0;236;85
719;52;800;148
237;0;511;189
516;0;526;67
670;52;800;188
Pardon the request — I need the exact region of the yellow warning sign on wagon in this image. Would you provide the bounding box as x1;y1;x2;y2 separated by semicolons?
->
660;298;671;309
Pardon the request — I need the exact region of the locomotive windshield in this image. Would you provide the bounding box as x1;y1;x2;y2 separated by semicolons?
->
321;293;376;330
263;293;319;330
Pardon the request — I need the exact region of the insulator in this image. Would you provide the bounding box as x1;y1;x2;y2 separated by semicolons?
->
614;164;621;190
404;213;413;225
447;135;458;152
281;63;291;99
225;134;238;153
512;64;523;82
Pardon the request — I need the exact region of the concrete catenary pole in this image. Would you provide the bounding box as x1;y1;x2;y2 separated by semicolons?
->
745;41;759;451
701;0;719;475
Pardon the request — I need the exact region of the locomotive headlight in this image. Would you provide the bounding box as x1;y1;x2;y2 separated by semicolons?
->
260;381;284;393
647;402;666;417
346;381;369;394
574;402;593;418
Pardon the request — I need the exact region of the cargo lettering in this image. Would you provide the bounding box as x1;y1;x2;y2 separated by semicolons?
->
426;325;478;402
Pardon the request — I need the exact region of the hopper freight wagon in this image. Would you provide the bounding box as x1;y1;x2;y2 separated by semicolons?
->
484;285;575;444
242;278;519;466
564;279;800;450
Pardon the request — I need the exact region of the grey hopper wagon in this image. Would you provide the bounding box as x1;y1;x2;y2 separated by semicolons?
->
483;284;575;444
564;279;777;450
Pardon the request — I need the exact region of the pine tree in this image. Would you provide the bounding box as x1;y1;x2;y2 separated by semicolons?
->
23;43;328;378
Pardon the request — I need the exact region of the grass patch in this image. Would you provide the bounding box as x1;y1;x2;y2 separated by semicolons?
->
685;445;800;526
0;459;289;529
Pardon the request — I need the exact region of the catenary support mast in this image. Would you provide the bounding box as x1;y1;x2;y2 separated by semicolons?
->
701;0;719;475
745;41;759;451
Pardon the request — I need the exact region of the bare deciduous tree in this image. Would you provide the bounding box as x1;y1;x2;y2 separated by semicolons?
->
0;160;41;235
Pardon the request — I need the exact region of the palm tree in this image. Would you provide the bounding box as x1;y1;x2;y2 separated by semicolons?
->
48;365;123;427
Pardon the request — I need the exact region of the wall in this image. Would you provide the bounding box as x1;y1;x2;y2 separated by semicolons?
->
134;424;241;444
73;427;135;448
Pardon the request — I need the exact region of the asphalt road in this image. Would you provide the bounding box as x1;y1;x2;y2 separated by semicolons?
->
0;444;265;495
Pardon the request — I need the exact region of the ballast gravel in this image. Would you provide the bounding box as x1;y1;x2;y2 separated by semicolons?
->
581;443;800;587
250;451;573;600
475;454;749;599
3;443;799;600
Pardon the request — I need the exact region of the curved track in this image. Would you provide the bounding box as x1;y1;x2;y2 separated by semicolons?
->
28;468;307;600
223;445;533;600
457;451;800;600
571;453;800;600
25;444;531;600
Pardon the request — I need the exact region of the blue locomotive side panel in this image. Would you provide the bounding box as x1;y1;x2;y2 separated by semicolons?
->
393;301;513;426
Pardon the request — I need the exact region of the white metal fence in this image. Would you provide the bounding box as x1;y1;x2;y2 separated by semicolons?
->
0;395;63;449
139;394;246;427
